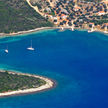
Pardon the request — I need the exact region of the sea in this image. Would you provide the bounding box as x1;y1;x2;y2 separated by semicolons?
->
0;29;108;108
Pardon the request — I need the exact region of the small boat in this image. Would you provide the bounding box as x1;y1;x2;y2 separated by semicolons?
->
27;40;35;51
5;49;8;53
104;26;108;33
61;27;64;31
5;46;8;53
88;30;93;33
88;28;94;33
71;26;74;31
88;25;94;33
104;31;108;34
27;47;34;51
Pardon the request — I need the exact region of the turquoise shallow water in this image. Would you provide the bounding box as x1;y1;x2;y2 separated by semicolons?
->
0;30;108;108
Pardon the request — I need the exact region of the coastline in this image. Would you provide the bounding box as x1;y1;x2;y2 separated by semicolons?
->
0;27;59;37
0;26;107;38
0;70;55;97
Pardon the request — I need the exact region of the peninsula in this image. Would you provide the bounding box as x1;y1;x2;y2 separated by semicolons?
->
0;0;107;35
0;70;54;97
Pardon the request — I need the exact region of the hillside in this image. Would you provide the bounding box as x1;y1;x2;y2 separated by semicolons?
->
0;0;53;33
83;0;102;2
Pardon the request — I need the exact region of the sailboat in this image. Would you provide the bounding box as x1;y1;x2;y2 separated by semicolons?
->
5;46;8;53
27;40;35;51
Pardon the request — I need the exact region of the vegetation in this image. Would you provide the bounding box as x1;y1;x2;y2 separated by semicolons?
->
90;15;108;25
0;71;46;93
0;0;53;33
50;9;55;16
82;0;102;2
91;19;108;25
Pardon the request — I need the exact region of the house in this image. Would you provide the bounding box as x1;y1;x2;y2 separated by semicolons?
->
74;5;81;11
98;11;106;16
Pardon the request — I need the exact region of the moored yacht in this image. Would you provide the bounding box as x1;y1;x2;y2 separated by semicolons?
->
5;46;8;53
27;40;35;51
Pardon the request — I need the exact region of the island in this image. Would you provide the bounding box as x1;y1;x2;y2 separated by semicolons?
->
0;70;54;97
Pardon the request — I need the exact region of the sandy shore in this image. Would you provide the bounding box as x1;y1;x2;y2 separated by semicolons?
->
0;70;55;97
0;26;75;37
0;27;59;37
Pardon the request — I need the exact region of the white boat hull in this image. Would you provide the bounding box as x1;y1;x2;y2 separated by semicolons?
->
5;49;8;53
27;47;34;51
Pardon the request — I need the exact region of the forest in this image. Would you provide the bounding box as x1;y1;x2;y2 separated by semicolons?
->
0;0;53;33
0;71;46;93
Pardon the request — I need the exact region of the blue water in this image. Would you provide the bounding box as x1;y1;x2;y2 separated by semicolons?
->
0;29;108;108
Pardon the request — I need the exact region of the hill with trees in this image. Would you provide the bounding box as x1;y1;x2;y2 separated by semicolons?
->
0;71;46;93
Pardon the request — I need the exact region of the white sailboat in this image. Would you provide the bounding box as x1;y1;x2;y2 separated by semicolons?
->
5;46;8;53
27;40;35;51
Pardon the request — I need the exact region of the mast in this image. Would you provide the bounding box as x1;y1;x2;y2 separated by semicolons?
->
7;45;8;50
31;40;32;48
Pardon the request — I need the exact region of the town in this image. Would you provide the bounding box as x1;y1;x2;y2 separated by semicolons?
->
29;0;108;33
